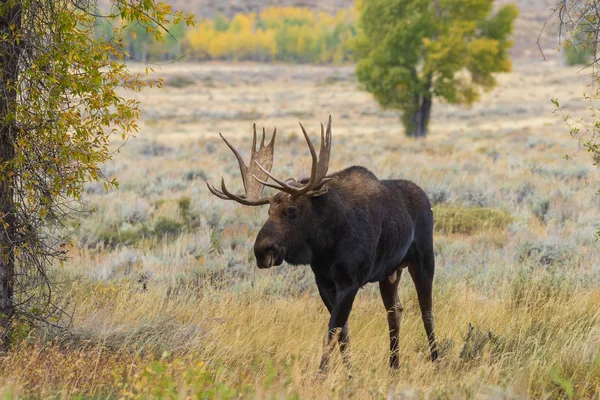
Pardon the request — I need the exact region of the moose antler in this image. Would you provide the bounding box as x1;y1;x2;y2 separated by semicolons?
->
207;116;333;204
253;115;332;196
206;124;276;206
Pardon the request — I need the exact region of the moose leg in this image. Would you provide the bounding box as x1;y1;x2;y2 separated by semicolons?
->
408;256;439;361
315;278;352;370
379;268;403;369
318;287;358;373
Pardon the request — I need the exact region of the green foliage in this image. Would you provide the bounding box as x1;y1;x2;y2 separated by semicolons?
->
153;217;184;238
0;0;193;326
354;0;518;136
119;355;254;399
98;223;151;248
551;367;574;400
433;205;513;234
564;28;594;66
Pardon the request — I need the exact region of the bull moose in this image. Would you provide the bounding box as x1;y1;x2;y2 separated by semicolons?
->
207;116;438;371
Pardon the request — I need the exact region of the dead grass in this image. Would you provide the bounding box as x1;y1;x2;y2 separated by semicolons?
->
3;282;599;398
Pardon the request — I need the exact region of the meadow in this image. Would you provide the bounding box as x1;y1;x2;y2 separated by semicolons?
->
2;60;600;398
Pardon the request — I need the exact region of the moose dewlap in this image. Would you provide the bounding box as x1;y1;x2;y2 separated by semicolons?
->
207;116;439;372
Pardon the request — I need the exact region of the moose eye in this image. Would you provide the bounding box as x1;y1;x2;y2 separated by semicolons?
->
284;207;298;219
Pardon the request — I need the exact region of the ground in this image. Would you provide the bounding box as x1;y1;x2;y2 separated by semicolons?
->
1;59;599;398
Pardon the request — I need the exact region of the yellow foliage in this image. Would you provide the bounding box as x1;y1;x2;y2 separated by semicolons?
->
181;6;356;64
208;32;232;59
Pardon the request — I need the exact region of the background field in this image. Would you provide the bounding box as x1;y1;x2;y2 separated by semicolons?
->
2;59;600;398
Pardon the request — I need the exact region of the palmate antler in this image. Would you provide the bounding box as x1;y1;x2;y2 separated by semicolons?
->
206;124;276;206
207;116;332;205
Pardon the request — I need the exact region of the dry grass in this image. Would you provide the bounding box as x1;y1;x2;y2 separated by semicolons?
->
1;60;599;399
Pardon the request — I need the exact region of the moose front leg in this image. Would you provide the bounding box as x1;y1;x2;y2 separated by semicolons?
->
318;287;358;373
316;278;352;370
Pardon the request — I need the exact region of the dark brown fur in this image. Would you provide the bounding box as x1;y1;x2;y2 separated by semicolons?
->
253;165;438;371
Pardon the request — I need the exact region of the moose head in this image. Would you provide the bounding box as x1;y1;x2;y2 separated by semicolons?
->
207;116;333;270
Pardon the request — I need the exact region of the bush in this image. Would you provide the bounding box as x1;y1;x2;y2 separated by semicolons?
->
518;240;575;266
153;217;184;238
433;205;513;234
532;197;550;222
97;223;151;248
164;74;196;88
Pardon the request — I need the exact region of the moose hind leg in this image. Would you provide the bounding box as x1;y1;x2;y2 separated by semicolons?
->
379;268;403;368
338;322;351;369
408;254;438;361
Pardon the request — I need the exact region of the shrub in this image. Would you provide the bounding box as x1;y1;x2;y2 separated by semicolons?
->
164;74;196;88
153;217;184;238
97;223;151;248
182;168;207;181
433;205;513;234
426;184;451;205
532;197;550;222
518;240;575;266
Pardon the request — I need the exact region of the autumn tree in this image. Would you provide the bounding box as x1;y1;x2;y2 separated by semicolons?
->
354;0;518;137
0;0;193;349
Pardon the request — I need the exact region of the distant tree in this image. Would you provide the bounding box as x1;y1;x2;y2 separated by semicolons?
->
182;7;356;64
0;0;193;349
354;0;518;137
164;21;188;61
213;13;229;32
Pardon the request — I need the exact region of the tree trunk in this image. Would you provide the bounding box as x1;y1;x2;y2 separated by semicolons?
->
404;74;433;138
0;0;21;351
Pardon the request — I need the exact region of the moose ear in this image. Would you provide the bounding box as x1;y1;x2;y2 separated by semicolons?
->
308;177;333;198
308;186;328;198
307;187;329;198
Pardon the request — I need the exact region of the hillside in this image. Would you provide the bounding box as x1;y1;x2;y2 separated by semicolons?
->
97;0;563;60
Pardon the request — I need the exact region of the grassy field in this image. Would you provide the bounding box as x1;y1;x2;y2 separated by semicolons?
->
2;60;600;398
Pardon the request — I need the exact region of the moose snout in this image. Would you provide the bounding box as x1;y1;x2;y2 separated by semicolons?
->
253;240;285;269
254;222;285;269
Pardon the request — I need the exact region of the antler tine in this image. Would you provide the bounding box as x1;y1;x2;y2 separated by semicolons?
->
316;115;332;180
251;117;332;197
297;122;319;192
206;180;270;206
219;133;247;174
253;161;310;193
220;177;270;206
206;181;231;200
206;124;276;206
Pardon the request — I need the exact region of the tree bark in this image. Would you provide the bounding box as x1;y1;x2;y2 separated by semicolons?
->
405;73;433;138
0;0;21;351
